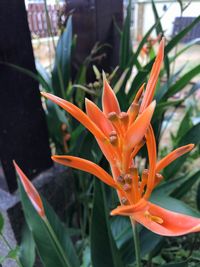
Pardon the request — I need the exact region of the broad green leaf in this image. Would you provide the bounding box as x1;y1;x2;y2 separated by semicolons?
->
19;180;79;267
91;180;124;267
52;15;73;98
118;225;162;265
19;224;35;267
0;213;4;234
111;216;132;248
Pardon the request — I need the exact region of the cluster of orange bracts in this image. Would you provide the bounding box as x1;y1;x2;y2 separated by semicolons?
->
14;38;200;236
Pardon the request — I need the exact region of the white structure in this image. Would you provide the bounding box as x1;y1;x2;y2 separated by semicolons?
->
25;0;64;7
134;0;200;39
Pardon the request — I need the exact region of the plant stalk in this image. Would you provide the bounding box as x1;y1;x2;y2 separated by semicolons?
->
0;234;23;267
131;220;141;267
44;217;71;267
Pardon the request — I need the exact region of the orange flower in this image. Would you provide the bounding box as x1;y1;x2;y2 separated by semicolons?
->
13;161;45;219
42;39;200;236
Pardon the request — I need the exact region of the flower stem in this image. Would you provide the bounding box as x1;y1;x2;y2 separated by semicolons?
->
0;234;23;267
44;217;71;267
131;220;141;267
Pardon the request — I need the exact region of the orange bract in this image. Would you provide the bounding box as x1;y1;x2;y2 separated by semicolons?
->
13;161;45;219
42;38;200;236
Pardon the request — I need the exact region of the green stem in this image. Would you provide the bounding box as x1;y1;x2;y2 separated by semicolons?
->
0;234;23;267
131;220;141;267
44;217;71;267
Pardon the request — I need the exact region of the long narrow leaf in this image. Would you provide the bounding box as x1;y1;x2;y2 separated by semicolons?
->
91;180;124;267
19;180;79;267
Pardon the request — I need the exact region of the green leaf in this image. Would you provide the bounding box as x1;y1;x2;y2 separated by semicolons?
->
119;0;132;70
52;15;73;98
170;38;200;63
19;224;35;267
155;65;185;102
0;62;51;92
35;60;52;90
161;261;188;267
7;247;19;259
171;170;200;199
91;180;124;267
197;182;200;211
164;123;200;177
0;213;4;234
174;108;193;145
164;64;200;98
19;180;79;267
45;100;69;153
166;16;200;54
153;174;186;196
128;15;200;101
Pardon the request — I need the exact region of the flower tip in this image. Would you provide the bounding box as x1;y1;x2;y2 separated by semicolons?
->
13;161;45;219
40;91;48;97
110;210;117;216
189;143;195;150
151;100;156;108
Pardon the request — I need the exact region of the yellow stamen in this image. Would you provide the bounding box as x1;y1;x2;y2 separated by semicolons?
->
144;211;163;224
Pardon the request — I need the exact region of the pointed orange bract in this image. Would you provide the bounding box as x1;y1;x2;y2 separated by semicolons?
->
140;38;164;113
102;79;121;115
52;155;121;190
41;92;107;142
85;98;114;137
156;144;194;173
143;124;157;200
13;161;45;219
125;101;156;150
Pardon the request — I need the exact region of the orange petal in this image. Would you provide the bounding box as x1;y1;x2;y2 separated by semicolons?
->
111;200;200;236
41;92;107;142
125;101;156;150
128;83;145;114
52;155;120;190
156;144;194;173
140;38;164;113
102;78;121;115
85;98;114;136
143;125;157;199
13;161;45;219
